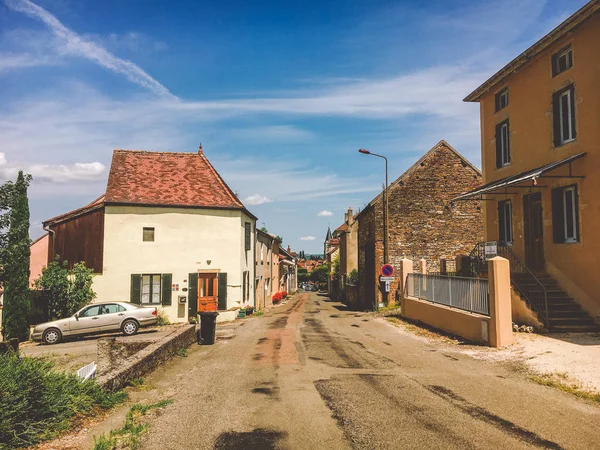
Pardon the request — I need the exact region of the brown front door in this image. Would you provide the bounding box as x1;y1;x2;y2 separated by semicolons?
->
523;193;545;270
198;274;218;312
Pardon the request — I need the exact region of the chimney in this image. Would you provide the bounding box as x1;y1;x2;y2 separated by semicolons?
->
287;245;291;252
198;143;203;155
345;207;353;225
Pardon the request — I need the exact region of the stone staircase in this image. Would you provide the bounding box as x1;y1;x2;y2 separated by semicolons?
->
511;272;600;333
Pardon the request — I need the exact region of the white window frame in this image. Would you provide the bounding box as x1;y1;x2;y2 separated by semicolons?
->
555;48;572;74
558;89;575;144
141;274;162;304
563;187;577;243
500;122;510;166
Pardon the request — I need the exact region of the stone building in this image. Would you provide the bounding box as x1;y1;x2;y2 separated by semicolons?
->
335;208;359;306
357;140;483;310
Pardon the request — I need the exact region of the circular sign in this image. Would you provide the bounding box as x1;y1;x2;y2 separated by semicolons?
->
381;264;394;277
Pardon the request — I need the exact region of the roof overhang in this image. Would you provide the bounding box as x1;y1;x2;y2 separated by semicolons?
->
451;153;586;202
464;1;600;102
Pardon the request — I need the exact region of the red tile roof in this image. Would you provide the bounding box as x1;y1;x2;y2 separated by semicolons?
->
105;149;246;210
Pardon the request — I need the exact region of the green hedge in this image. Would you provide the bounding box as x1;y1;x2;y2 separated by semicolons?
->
0;353;126;449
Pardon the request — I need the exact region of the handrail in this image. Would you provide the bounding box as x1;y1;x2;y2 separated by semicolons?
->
468;241;548;328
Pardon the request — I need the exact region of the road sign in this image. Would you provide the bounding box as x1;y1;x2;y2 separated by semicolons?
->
484;241;497;260
379;276;395;282
384;281;391;292
381;264;394;277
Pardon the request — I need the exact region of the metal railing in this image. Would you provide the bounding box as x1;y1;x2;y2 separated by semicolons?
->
468;241;548;328
406;273;489;316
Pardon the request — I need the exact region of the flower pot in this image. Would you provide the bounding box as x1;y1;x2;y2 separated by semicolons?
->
238;309;246;318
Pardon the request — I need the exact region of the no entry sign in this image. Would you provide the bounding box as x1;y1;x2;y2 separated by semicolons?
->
381;264;394;277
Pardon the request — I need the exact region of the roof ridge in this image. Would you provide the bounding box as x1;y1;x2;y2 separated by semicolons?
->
197;151;244;208
360;141;480;212
113;149;200;156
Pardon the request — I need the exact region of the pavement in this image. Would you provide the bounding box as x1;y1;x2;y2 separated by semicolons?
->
37;293;600;449
122;292;599;449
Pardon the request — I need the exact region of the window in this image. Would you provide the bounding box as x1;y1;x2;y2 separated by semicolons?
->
260;243;264;263
498;200;513;244
142;274;162;304
552;185;580;243
102;304;126;314
80;305;101;317
244;222;251;251
553;85;576;146
242;270;250;302
495;120;511;168
495;88;509;112
143;227;155;242
552;46;573;77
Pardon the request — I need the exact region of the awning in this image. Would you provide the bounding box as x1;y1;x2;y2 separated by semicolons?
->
452;153;586;202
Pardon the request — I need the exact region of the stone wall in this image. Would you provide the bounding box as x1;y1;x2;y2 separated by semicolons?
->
98;325;196;391
358;142;484;310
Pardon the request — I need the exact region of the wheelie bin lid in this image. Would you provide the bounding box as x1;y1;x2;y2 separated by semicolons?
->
198;311;219;317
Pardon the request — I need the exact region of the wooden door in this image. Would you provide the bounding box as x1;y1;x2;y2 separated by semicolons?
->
523;193;545;270
197;274;218;312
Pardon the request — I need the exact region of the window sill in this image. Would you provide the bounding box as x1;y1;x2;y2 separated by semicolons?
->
554;138;576;149
496;163;512;170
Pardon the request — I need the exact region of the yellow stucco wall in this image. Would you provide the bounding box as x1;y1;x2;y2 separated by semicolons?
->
92;205;255;322
477;13;600;317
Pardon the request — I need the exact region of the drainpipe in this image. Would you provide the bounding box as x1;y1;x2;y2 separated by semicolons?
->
42;224;55;261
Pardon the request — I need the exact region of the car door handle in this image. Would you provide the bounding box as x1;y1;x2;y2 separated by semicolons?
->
118;313;125;316
92;317;99;320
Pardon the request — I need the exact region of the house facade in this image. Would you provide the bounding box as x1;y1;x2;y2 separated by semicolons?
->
278;247;297;293
456;1;600;328
43;147;256;323
337;208;358;304
357;140;483;310
255;229;275;310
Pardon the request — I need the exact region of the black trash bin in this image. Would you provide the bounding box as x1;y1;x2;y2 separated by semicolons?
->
198;312;219;345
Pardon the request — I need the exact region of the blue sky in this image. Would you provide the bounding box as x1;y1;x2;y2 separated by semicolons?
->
0;0;584;254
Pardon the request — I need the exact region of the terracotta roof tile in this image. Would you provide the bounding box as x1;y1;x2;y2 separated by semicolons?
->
105;149;244;209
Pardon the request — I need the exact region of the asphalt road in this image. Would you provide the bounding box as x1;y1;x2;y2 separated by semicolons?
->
138;292;600;450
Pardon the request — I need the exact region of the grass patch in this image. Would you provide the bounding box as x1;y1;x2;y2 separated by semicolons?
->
92;399;174;450
530;374;600;403
128;377;145;387
176;347;188;357
0;352;127;449
255;310;264;317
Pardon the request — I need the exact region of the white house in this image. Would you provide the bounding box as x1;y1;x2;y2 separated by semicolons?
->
42;146;256;323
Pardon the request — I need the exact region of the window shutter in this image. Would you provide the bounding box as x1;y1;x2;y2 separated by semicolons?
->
161;273;172;306
130;274;141;304
505;122;511;163
245;223;251;251
551;188;564;243
242;271;247;302
495;123;502;168
218;273;227;310
573;186;580;242
498;202;506;242
552;91;561;147
188;273;198;318
495;93;500;112
569;85;576;140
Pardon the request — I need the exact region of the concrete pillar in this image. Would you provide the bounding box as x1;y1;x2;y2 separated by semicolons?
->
419;258;427;274
439;258;447;275
399;259;413;311
488;257;512;348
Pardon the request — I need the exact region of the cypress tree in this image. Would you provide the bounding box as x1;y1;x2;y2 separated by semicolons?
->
2;171;31;342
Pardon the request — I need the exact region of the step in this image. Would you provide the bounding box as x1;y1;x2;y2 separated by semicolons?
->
547;311;590;319
549;325;600;333
547;317;597;326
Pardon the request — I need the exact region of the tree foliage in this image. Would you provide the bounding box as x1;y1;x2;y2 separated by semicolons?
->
347;269;359;286
297;268;308;282
310;265;330;283
34;257;96;320
2;171;32;341
274;235;283;244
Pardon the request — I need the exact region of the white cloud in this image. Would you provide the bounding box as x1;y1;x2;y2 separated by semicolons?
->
0;53;56;70
229;125;315;143
300;236;315;241
0;152;106;183
244;194;273;205
4;0;175;98
318;210;333;217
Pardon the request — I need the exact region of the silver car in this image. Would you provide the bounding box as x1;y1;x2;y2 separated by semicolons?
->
31;301;159;345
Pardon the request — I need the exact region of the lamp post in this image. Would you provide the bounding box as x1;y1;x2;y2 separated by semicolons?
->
359;148;389;309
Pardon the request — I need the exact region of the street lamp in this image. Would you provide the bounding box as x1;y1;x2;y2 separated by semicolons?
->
359;148;389;308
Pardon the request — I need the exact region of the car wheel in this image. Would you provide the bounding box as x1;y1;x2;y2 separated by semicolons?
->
42;328;62;345
122;320;139;336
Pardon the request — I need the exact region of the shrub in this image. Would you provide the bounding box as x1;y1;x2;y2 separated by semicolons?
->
0;353;127;448
347;269;359;286
272;292;283;304
156;309;171;326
